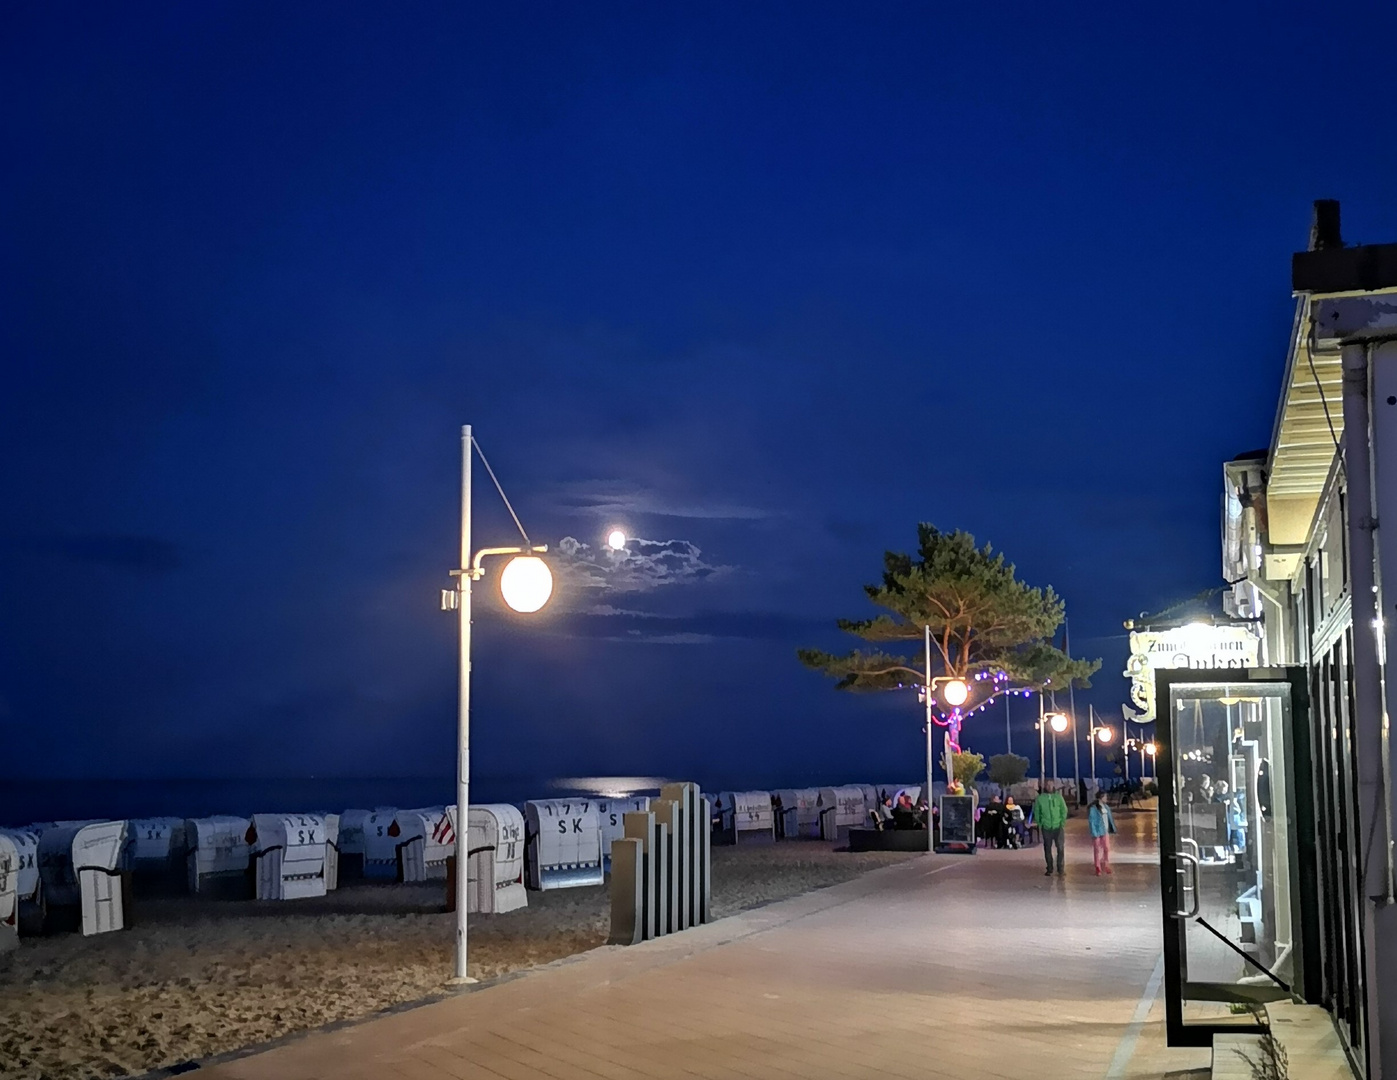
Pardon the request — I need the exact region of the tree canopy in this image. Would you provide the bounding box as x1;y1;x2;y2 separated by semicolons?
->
988;753;1031;791
798;524;1099;694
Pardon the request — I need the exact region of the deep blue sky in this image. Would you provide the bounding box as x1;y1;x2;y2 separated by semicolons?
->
5;4;1397;789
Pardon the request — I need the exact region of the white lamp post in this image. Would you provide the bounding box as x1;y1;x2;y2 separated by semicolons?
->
917;626;971;837
1087;704;1114;794
441;424;552;984
1039;706;1067;793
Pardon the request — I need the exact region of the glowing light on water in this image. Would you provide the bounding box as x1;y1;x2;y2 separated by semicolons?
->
551;776;672;799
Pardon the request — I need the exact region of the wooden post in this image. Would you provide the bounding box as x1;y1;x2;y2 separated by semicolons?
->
607;838;645;946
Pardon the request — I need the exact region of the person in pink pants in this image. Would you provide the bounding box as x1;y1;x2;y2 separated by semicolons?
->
1088;789;1117;875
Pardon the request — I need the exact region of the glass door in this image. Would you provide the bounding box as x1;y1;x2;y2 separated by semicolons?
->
1156;667;1319;1047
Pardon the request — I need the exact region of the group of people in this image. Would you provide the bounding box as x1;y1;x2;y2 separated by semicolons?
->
984;787;1119;876
873;790;931;830
1188;773;1248;855
872;784;1122;876
974;795;1027;849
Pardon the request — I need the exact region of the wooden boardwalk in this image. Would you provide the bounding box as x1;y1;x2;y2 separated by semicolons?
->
198;814;1209;1080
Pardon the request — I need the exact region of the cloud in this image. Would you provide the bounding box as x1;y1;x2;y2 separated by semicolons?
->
586;603;666;618
602;631;716;646
555;535;723;593
548;479;769;522
6;534;182;575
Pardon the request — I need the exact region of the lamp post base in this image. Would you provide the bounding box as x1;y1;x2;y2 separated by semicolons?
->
447;975;479;987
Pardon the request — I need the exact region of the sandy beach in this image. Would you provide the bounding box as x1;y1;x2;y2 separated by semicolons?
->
0;841;918;1080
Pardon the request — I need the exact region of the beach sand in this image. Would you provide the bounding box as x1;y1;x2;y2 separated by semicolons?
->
0;841;918;1080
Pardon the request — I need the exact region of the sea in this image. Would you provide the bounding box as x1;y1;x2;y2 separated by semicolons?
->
0;770;855;827
0;775;680;828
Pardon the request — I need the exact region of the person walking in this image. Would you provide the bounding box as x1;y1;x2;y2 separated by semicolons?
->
1088;789;1117;875
1032;787;1069;876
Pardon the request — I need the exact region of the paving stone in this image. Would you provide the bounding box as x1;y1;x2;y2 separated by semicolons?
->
198;814;1211;1080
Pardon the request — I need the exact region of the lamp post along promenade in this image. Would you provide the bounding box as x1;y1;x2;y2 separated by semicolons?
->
443;424;553;984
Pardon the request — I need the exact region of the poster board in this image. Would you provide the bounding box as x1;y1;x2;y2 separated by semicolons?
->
936;795;976;853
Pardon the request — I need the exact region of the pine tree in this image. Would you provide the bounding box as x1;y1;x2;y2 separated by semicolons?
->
798;524;1100;753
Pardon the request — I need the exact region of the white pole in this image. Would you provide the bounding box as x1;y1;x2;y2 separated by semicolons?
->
1005;691;1012;755
454;424;474;983
1038;693;1046;791
1089;704;1097;790
925;625;934;839
1066;617;1081;804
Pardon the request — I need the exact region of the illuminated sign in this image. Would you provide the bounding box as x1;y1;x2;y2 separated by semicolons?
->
1124;624;1260;721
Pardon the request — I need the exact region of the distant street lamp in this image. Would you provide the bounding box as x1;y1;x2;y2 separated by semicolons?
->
1036;698;1069;791
916;634;976;834
1123;724;1156;784
1039;706;1067;793
1087;705;1114;792
440;424;551;984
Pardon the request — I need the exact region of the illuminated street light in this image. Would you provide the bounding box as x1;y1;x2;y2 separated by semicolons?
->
499;555;553;613
1047;712;1070;734
941;679;969;707
1145;742;1157;756
1095;726;1115;744
607;529;627;551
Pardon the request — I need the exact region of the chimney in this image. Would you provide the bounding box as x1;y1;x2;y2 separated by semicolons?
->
1309;199;1343;251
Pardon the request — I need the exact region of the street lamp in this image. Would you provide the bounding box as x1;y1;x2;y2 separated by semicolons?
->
440;425;552;984
1087;705;1114;793
916;631;977;832
1123;726;1156;784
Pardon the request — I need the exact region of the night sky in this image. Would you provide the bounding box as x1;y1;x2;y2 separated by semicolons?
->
5;4;1397;791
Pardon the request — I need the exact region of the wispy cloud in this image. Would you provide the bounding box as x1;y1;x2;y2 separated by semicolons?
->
586;603;666;618
602;631;716;646
548;479;769;522
555;535;724;593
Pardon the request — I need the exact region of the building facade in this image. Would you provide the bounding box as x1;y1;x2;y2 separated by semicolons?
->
1213;202;1397;1077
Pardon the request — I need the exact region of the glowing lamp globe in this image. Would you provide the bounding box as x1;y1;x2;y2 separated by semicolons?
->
1047;712;1070;734
1145;741;1158;757
1095;726;1115;744
499;556;553;613
606;529;627;551
941;679;969;707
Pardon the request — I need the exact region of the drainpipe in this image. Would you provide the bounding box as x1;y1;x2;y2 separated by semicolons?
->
1343;342;1391;1080
1342;341;1396;906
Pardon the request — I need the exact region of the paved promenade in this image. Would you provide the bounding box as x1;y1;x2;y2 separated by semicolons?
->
199;814;1209;1080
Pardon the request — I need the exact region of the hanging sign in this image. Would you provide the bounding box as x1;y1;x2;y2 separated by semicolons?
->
1124;624;1260;721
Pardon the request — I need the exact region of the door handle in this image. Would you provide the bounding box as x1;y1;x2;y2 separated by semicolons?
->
1171;851;1200;918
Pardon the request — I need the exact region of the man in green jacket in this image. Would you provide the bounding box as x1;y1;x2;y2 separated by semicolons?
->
1032;788;1069;876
